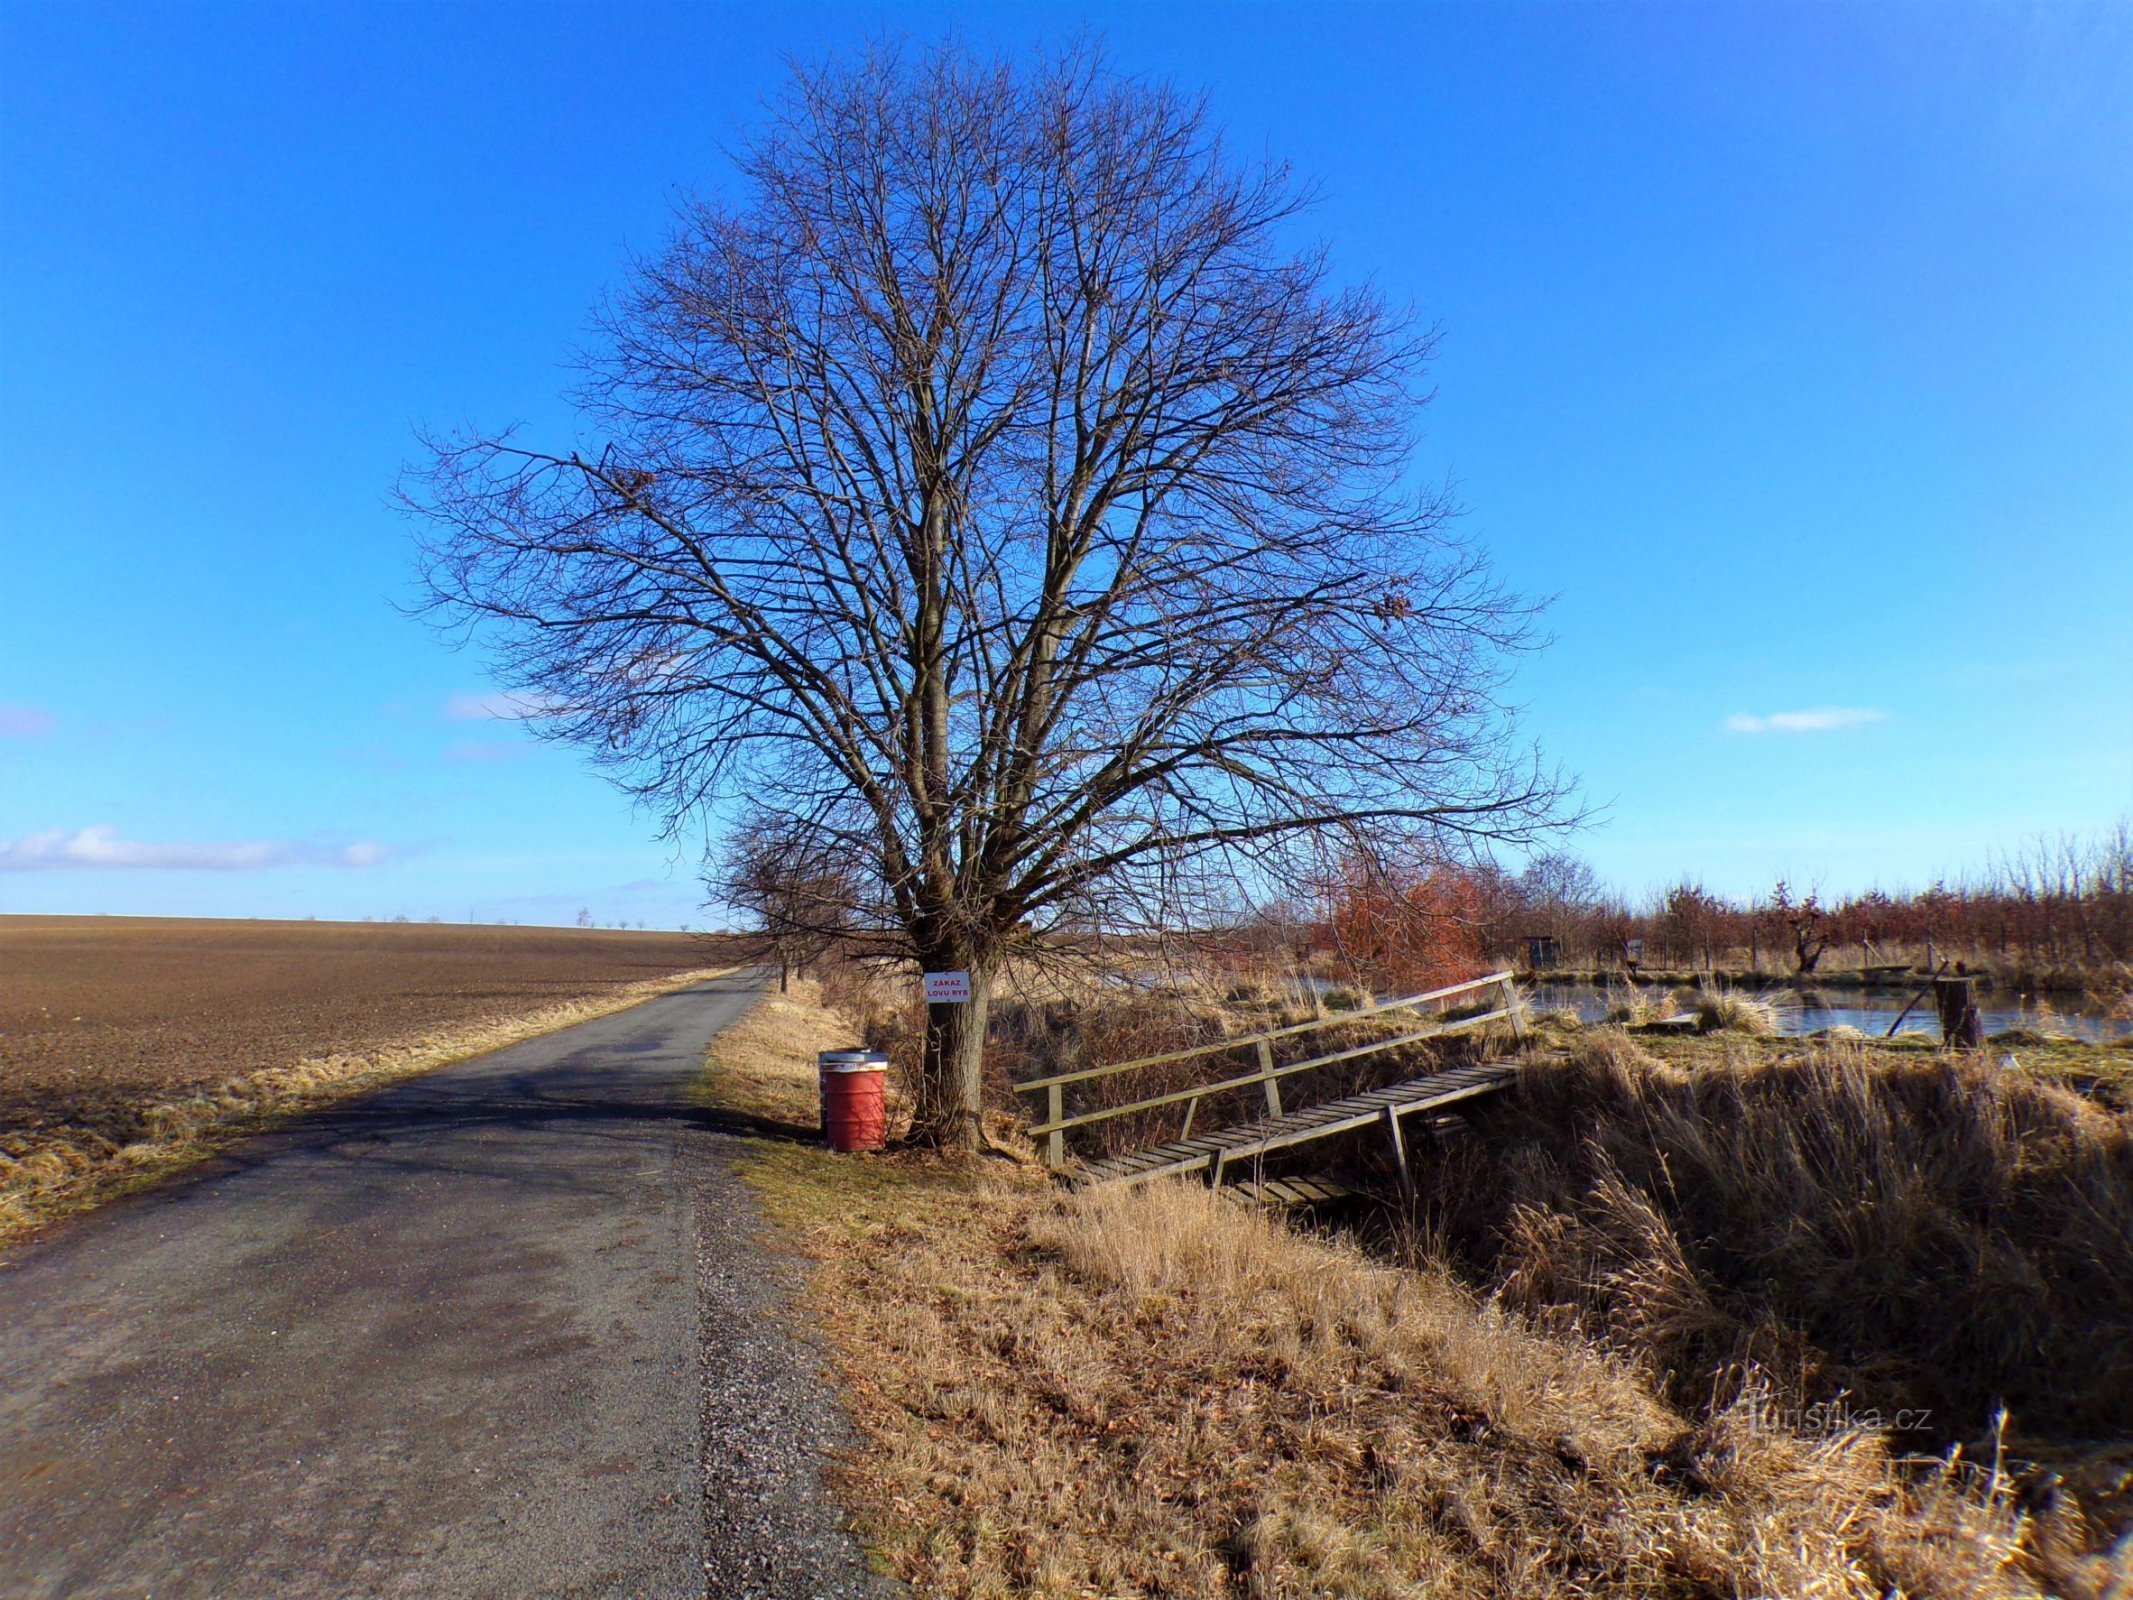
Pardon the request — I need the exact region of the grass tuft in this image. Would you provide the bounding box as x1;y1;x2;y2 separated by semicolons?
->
1693;990;1782;1035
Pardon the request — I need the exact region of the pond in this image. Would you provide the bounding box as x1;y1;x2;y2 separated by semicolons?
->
1524;978;2133;1044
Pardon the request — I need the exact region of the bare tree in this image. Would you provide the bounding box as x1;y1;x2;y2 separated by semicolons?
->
1773;880;1830;976
408;41;1564;1146
717;819;857;992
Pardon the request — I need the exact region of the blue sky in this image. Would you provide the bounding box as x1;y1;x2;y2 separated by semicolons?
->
2;1;2128;927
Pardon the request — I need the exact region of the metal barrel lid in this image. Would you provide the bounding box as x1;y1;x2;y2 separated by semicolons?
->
818;1049;890;1072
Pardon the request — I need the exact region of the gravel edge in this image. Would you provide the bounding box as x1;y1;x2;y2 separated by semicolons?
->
681;1120;904;1599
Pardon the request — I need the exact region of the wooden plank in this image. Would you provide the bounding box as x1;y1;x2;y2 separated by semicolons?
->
1224;1178;1353;1208
1075;1065;1520;1189
1245;1079;1518;1152
1109;1152;1177;1177
1098;1155;1163;1175
1079;1150;1212;1186
1284;1177;1352;1204
1213;1073;1513;1153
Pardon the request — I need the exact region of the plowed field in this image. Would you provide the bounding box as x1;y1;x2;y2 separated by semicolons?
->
0;916;735;1146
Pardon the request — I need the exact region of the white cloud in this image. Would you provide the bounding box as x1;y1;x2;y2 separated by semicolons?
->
0;826;396;872
444;690;563;721
1724;707;1891;735
0;704;56;737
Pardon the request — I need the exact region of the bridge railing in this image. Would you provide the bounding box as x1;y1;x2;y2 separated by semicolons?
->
1013;971;1527;1169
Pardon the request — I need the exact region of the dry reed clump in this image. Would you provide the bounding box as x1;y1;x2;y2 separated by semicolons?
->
1693;990;1782;1035
1603;981;1679;1026
0;966;729;1244
754;1148;2057;1598
1424;1029;2133;1449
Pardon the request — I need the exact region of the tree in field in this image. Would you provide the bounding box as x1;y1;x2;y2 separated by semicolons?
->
718;819;857;992
408;42;1562;1147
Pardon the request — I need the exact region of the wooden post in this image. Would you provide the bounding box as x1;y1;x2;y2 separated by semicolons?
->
1934;976;1983;1048
1503;974;1529;1042
1046;1083;1064;1169
1256;1039;1283;1117
1381;1104;1415;1205
1179;1095;1198;1141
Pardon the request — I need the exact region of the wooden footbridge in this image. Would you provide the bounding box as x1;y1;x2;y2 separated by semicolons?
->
1014;973;1528;1201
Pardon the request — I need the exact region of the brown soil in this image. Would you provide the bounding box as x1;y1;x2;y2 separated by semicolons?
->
0;915;735;1146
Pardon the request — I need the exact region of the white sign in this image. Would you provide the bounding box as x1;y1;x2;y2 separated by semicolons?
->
923;970;973;1004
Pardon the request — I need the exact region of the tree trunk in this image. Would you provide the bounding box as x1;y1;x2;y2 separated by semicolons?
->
912;965;993;1149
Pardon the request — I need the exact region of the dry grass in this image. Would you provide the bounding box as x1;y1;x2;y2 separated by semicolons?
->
1;956;731;1245
1428;1031;2133;1440
707;987;2109;1598
695;977;861;1122
1409;1026;2133;1586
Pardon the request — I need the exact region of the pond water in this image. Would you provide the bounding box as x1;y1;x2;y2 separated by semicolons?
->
1524;979;2133;1044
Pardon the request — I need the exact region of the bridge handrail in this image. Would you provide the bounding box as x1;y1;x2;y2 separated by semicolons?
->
1022;1008;1517;1136
1010;971;1519;1092
1013;971;1526;1168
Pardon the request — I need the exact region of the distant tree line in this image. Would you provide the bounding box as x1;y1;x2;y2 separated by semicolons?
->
1282;822;2133;992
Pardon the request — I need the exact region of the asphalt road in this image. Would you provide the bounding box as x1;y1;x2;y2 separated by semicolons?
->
0;969;890;1600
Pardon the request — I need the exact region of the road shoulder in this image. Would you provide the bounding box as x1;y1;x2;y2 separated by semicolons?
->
686;989;902;1599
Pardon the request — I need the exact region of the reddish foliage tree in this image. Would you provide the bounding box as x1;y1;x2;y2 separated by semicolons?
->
1325;858;1489;995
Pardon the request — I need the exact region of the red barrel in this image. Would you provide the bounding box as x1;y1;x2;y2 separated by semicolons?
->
816;1051;877;1135
821;1054;889;1153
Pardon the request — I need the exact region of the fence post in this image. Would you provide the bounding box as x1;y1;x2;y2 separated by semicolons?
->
1256;1038;1283;1117
1046;1083;1064;1169
1381;1104;1416;1205
1503;974;1530;1043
